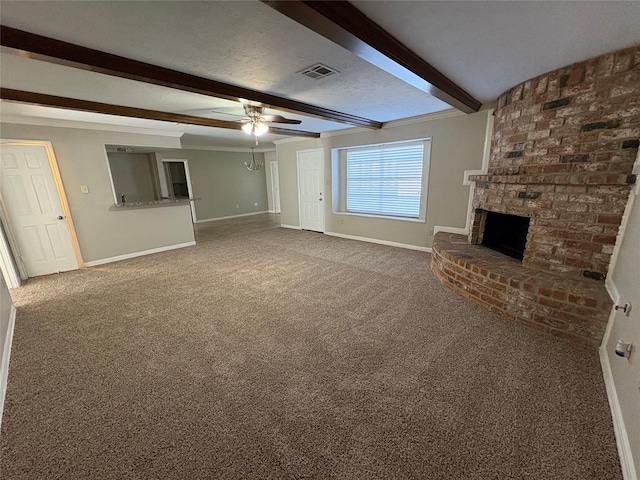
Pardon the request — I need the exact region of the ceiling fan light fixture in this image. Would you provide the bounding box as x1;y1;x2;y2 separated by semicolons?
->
241;119;269;136
254;121;269;136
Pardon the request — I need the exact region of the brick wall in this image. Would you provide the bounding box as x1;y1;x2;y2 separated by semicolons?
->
469;44;640;278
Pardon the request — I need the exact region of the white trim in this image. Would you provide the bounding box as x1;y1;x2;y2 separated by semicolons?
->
280;224;302;230
333;211;426;223
599;345;638;480
325;231;431;252
1;114;184;138
83;241;196;267
0;203;26;282
0;217;20;289
606;146;640;285
297;148;325;233
194;211;269;224
161;158;197;223
433;226;468;236
599;144;639;480
605;279;621;304
0;305;17;431
270;161;281;214
333;139;431;222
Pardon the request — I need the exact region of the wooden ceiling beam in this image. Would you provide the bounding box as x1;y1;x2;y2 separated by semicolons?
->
0;25;381;129
0;89;321;138
262;1;482;113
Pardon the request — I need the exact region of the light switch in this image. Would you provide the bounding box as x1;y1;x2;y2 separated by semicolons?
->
80;185;89;194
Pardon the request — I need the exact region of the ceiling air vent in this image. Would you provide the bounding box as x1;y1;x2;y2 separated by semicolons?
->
297;63;339;80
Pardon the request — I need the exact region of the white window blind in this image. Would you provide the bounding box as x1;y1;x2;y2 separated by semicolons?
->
346;142;424;218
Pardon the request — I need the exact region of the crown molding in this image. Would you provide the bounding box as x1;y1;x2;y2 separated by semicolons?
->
180;144;276;153
0;114;185;138
320;108;464;139
385;108;465;128
272;136;323;145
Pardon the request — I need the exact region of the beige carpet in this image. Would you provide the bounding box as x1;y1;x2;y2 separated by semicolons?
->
1;214;622;479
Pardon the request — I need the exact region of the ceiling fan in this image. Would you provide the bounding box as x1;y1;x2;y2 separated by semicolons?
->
239;104;301;138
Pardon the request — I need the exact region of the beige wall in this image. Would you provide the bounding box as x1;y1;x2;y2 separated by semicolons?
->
157;149;268;221
107;152;158;203
276;110;490;247
0;123;194;263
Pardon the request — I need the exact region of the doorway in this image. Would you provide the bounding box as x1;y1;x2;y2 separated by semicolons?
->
297;148;325;233
0;142;81;279
160;159;196;223
270;161;281;214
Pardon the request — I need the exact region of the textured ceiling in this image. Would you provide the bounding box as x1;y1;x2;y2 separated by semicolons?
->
353;1;640;103
1;1;639;150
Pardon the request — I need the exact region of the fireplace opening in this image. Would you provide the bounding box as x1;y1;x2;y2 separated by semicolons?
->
481;211;530;260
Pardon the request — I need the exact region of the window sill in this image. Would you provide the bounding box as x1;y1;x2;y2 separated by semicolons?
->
333;211;426;223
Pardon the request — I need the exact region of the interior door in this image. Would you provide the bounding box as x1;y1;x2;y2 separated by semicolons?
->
270;161;281;214
0;144;78;276
297;149;324;232
604;154;640;476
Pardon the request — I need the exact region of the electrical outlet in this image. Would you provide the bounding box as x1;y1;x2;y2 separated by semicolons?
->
80;185;89;194
235;204;239;209
254;202;258;206
429;228;434;236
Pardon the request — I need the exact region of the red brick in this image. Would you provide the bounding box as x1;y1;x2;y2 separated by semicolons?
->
592;234;617;244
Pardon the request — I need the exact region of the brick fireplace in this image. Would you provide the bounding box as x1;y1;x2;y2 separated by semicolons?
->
432;44;639;345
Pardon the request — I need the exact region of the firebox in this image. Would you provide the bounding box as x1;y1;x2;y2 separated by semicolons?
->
481;211;530;260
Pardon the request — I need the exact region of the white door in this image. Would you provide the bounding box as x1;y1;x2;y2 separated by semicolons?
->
297;149;324;232
603;152;640;477
0;144;78;276
270;161;281;214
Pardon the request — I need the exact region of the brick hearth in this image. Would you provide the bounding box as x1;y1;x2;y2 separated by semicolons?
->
431;232;612;346
431;44;639;345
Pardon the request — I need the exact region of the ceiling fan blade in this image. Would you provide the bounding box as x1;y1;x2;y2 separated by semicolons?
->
262;115;302;125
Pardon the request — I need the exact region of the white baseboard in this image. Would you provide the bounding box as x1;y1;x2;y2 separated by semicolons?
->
281;224;302;230
325;231;431;252
600;346;638;480
194;211;269;223
0;305;16;431
433;226;468;236
84;241;196;267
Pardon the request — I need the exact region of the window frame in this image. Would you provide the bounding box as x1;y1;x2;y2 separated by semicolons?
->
332;138;431;223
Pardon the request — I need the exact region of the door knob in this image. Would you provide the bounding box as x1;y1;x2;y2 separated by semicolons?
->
57;215;65;220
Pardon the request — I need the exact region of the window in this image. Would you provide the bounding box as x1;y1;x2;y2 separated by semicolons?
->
333;140;429;220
